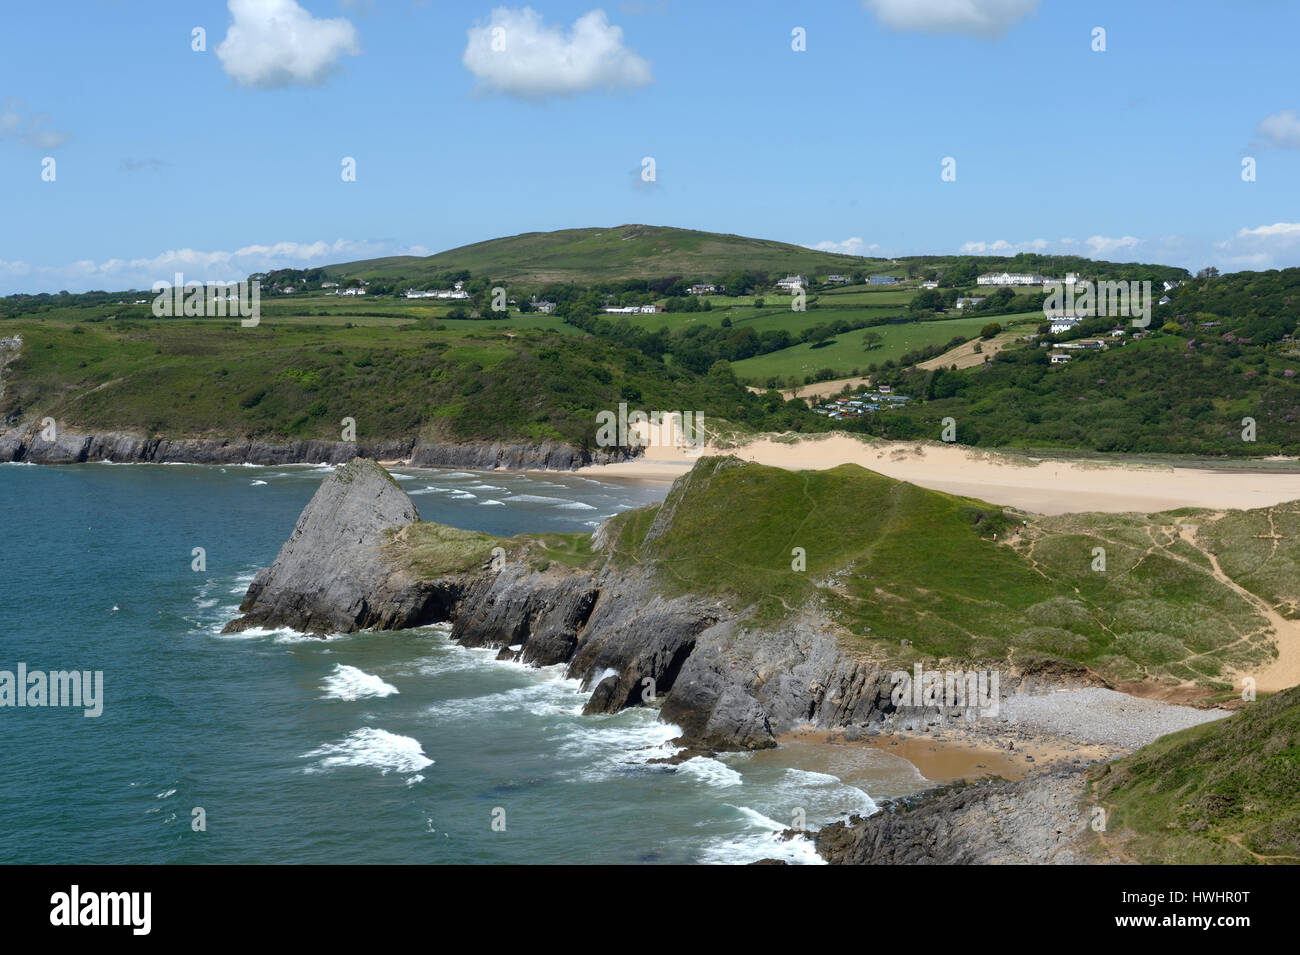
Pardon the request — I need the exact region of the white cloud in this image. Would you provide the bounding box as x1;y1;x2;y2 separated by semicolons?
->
0;98;70;150
959;237;1050;254
1215;222;1300;270
0;239;427;295
958;235;1142;260
216;0;361;89
863;0;1039;38
1253;110;1300;149
806;237;880;256
462;7;653;99
1083;234;1140;257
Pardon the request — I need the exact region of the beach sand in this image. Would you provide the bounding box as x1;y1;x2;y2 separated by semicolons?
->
577;434;1300;515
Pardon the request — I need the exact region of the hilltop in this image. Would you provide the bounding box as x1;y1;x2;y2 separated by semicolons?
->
317;223;1186;289
322;224;876;286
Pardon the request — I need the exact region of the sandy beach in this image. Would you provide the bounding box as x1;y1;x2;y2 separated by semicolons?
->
577;433;1300;515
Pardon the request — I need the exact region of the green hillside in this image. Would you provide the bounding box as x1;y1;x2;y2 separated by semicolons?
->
0;319;814;446
323;224;877;286
1090;683;1300;863
599;456;1282;683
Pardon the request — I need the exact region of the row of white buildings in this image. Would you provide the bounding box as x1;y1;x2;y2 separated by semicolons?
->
978;272;1080;287
405;280;469;300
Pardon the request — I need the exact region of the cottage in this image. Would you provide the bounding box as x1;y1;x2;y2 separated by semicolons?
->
688;284;717;295
775;275;807;291
826;274;851;284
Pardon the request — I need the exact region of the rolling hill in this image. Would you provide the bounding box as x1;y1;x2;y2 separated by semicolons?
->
322;224;882;285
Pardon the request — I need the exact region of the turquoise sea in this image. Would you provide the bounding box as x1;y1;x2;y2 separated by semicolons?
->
0;462;927;864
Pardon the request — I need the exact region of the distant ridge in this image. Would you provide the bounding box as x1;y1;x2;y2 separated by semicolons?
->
322;224;878;285
318;223;1187;288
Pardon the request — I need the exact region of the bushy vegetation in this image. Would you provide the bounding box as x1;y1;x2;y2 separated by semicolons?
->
847;269;1300;456
1090;684;1300;863
0;320;817;446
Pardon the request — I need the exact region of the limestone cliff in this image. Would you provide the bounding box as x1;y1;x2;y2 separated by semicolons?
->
223;458;465;635
0;426;629;470
224;456;963;753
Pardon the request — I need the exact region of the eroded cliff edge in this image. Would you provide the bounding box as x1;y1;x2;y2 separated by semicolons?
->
0;426;627;470
224;456;932;752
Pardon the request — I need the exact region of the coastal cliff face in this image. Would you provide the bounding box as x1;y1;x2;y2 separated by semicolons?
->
814;768;1094;864
0;426;629;470
223;458;466;635
225;456;971;753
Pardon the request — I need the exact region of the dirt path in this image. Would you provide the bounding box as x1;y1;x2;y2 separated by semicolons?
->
746;375;874;402
1177;522;1300;692
915;330;1020;371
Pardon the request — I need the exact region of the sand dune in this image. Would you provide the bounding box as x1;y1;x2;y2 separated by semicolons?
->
578;434;1300;516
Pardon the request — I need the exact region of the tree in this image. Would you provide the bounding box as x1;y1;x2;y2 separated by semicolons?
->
980;322;1002;339
862;330;884;351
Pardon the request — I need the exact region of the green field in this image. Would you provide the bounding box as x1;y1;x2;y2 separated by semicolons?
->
731;313;1025;382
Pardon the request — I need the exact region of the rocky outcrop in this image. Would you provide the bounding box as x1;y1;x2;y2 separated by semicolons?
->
814;768;1094;864
0;426;630;470
223;458;464;635
223;456;1007;756
0;335;20;404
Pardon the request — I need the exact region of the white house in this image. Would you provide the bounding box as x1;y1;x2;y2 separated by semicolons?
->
1050;352;1071;364
955;296;986;309
826;274;851;284
775;275;806;291
688;284;717;295
342;287;366;296
1050;317;1082;335
978;272;1043;286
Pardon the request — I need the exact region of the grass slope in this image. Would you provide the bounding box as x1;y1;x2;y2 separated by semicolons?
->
601;457;1280;684
1090;684;1300;863
0;320;810;445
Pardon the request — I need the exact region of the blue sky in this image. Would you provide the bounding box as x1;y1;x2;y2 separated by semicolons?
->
2;0;1299;293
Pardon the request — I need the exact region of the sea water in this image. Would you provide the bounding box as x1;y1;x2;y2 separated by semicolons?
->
0;462;913;864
